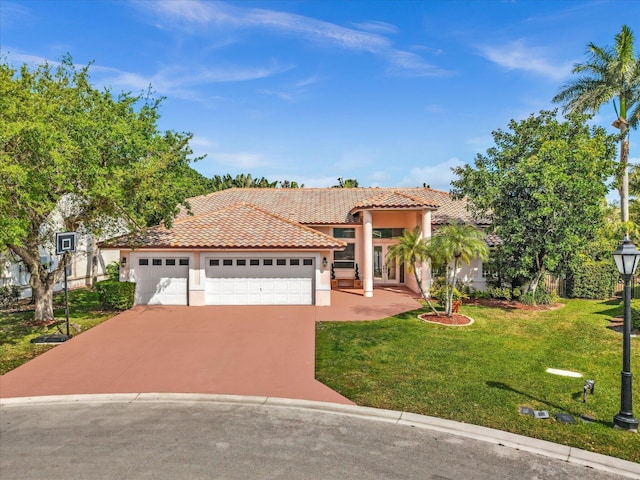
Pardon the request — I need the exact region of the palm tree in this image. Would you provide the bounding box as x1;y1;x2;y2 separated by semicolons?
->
428;222;489;316
385;227;439;316
553;25;640;223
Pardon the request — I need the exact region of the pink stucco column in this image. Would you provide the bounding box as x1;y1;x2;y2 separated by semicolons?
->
363;210;373;297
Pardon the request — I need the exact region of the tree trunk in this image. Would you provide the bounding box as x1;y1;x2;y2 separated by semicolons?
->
90;235;98;288
528;268;545;306
9;245;59;323
620;131;629;224
31;275;55;322
413;269;439;316
445;259;459;317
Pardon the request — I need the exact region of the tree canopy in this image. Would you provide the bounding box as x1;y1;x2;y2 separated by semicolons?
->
0;56;200;321
332;178;359;188
450;110;616;298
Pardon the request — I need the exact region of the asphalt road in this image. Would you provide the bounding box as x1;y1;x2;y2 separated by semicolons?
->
1;398;633;480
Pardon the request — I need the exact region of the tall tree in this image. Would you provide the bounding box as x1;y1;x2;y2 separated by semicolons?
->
385;227;439;316
428;222;488;316
209;173;302;190
333;178;359;188
553;24;640;223
0;56;198;322
451;110;616;302
278;180;304;188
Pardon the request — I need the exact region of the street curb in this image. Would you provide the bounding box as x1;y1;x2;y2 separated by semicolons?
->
2;393;639;479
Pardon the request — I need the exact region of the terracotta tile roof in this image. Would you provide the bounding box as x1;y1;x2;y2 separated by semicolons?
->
352;191;439;211
102;187;486;250
485;233;502;247
181;187;451;225
102;203;347;250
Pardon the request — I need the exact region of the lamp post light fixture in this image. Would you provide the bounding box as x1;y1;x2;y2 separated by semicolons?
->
612;236;640;432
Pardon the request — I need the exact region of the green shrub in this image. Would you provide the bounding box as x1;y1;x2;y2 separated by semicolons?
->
486;286;512;301
95;280;135;311
569;259;618;299
520;286;558;306
630;300;640;330
467;288;489;299
0;285;21;308
429;278;466;304
105;261;120;282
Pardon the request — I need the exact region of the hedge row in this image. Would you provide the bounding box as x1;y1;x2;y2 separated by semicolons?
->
568;260;618;300
95;281;136;311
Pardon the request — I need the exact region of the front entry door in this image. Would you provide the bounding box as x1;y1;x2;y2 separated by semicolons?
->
373;244;398;284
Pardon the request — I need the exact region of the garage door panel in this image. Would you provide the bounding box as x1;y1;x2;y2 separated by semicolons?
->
205;258;314;305
133;258;188;305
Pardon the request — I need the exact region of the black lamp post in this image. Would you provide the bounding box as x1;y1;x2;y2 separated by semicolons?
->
612;236;639;432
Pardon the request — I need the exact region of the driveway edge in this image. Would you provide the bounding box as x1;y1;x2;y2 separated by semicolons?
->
2;393;639;479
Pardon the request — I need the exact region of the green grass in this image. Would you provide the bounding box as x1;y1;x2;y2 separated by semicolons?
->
316;299;640;463
0;288;114;375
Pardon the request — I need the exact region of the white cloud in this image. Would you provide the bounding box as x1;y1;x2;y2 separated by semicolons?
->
2;51;61;67
465;135;493;152
0;2;33;28
208;151;268;169
350;20;398;35
190;136;219;149
335;147;378;171
140;0;449;77
477;39;572;81
367;170;389;186
134;0;218;26
257;75;325;102
398;157;465;192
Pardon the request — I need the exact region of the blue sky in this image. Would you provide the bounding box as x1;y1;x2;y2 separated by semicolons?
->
1;0;639;191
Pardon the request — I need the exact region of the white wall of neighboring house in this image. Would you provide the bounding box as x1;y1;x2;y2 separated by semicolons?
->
1;233;120;299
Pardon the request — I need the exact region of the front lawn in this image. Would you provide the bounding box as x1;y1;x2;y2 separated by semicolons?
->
0;288;114;375
316;299;640;463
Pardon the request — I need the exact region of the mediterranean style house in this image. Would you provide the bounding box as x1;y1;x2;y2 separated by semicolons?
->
101;187;490;306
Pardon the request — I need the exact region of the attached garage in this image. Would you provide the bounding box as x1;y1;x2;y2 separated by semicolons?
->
132;256;189;305
205;256;314;305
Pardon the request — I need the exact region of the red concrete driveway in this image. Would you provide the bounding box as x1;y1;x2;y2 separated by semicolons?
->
0;288;421;403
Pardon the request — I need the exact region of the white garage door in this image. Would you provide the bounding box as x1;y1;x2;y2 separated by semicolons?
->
133;257;189;305
205;257;314;305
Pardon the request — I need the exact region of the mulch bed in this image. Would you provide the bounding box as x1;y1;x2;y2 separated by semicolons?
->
417;298;566;326
465;298;564;311
418;312;473;326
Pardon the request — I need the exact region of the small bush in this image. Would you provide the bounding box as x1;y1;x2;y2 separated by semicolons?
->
430;278;466;304
486;286;512;301
520;286;558;306
467;288;489;299
0;285;21;308
95;280;135;311
105;261;120;282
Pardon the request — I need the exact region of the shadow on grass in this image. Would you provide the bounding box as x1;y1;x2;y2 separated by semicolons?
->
0;311;39;346
593;298;623;319
485;380;612;428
